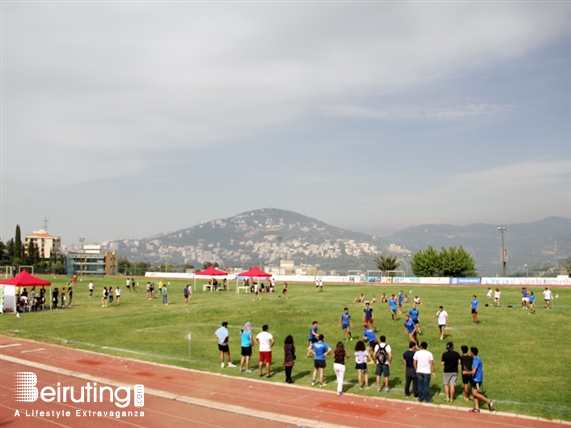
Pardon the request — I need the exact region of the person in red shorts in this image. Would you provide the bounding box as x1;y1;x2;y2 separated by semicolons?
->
255;324;275;378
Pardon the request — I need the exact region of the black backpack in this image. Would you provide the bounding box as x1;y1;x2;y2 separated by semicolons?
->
375;344;389;365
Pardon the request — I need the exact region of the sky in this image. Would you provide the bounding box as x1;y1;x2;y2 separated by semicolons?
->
1;1;570;245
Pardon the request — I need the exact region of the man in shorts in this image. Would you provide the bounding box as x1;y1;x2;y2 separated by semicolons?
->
436;306;449;340
306;321;319;358
362;324;378;357
88;281;94;298
389;295;398;322
486;288;492;306
214;322;236;368
254;324;275;378
308;334;331;387
409;304;422;334
460;345;473;402
521;287;530;309
403;314;418;345
543;287;553;309
471;295;479;324
374;335;392;393
338;307;353;340
463;347;495;413
363;302;378;332
441;342;461;402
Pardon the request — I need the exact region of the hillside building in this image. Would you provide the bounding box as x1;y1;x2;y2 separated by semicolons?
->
24;229;61;259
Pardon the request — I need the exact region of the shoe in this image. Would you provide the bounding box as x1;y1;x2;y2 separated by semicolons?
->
266;374;271;378
464;397;470;402
246;370;253;374
425;399;433;403
418;398;424;403
365;385;371;389
337;391;342;396
320;383;327;387
359;386;363;390
385;388;390;393
312;381;315;386
470;408;480;413
377;388;381;393
445;398;450;402
489;400;495;412
221;363;225;368
227;363;236;367
239;369;243;373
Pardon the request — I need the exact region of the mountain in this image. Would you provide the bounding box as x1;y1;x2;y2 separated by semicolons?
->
101;210;571;275
385;217;571;275
103;208;387;273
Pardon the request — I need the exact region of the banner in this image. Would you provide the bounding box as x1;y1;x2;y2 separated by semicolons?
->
450;277;481;285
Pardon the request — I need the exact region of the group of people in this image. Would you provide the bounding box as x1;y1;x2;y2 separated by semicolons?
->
100;285;121;307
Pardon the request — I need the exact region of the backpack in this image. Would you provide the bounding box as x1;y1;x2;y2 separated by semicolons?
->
375;344;389;365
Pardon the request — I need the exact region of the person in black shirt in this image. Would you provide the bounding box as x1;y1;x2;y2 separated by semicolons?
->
403;341;418;398
460;345;473;402
441;342;461;402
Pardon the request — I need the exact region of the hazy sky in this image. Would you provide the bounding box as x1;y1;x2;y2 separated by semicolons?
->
1;1;570;245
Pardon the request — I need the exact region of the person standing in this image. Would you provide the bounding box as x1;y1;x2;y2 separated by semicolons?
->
101;287;108;308
409;304;422;334
486;288;493;306
131;278;137;292
338;307;353;341
255;324;275;378
471;296;479;324
109;287;114;305
463;347;495;413
460;345;473;402
529;292;536;314
240;322;253;374
436;306;449;340
67;286;73;307
214;322;236;368
413;342;436;403
306;321;319;358
543;287;553;309
184;284;190;305
283;335;296;383
494;288;501;308
88;281;94;298
126;278;131;292
363;302;378;332
441;342;461;402
403;341;418;398
354;340;371;389
309;334;331;387
162;284;168;305
374;335;392;393
52;287;59;310
115;286;121;305
333;342;349;395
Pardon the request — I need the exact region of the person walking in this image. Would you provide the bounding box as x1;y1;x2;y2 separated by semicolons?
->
363;302;378;332
403;341;418;398
88;281;94;298
338;307;353;341
463;347;495;413
460;345;473;402
543;287;553;309
240;322;253;374
162;284;168;305
306;321;319;358
436;306;449;340
413;342;436;403
255;324;275;378
309;334;331;388
471;295;479;324
67;286;73;307
283;335;296;383
115;286;121;305
333;342;349;395
404;314;418;345
441;342;461;402
409;304;422;334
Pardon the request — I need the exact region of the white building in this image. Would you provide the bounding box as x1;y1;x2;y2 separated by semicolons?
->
24;229;61;259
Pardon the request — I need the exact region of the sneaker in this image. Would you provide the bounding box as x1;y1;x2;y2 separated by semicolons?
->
239;369;243;373
337;391;342;396
385;388;390;393
266;374;271;378
425;399;433;403
312;381;315;386
227;363;236;368
464;397;470;402
377;388;381;393
359;386;364;390
246;370;253;374
470;408;480;413
320;382;327;388
221;363;225;368
365;385;371;389
489;400;495;412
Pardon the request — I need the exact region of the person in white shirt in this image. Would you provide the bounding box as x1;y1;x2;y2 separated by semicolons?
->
115;287;121;305
254;324;275;378
413;341;436;403
543;287;553;309
494;288;501;307
436;306;449;340
486;288;493;306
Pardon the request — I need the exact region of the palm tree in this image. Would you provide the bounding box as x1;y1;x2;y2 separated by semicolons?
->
374;254;401;276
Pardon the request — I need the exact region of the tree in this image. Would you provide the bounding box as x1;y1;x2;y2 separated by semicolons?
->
411;246;441;277
14;225;24;260
203;261;219;269
374;254;401;276
411;245;477;277
0;240;9;265
25;240;40;266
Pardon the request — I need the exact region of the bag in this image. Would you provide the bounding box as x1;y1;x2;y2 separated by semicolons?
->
375;344;388;365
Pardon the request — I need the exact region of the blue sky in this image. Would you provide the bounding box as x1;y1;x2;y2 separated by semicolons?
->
1;2;570;245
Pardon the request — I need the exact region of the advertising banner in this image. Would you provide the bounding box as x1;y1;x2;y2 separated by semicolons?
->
450;277;481;285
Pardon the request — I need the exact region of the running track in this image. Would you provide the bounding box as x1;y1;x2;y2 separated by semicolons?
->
1;336;568;428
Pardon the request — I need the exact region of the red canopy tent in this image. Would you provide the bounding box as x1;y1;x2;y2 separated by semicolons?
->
0;270;52;313
235;266;272;293
194;266;229;292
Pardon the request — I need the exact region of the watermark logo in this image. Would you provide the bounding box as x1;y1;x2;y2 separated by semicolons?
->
14;372;39;402
13;372;144;408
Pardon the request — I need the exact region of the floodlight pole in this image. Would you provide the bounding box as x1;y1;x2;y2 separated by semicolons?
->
498;226;507;277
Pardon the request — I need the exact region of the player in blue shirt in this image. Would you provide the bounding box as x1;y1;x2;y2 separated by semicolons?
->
308;334;331;387
363;302;378;332
471;296;479;324
338;307;353;341
462;347;494;413
408;304;422;334
529;292;536;314
398;291;404;313
362;324;378;361
389;295;398;321
403;314;418;345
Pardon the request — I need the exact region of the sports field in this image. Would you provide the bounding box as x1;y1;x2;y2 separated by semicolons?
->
1;276;570;421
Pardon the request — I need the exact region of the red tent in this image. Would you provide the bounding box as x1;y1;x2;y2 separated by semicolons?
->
195;266;229;276
237;266;272;277
0;270;51;287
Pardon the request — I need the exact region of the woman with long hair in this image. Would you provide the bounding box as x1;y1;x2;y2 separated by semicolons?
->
283;335;296;383
240;322;253;374
354;340;370;389
334;341;349;395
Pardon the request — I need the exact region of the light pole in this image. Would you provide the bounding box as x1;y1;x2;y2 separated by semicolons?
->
524;264;528;277
498;226;507;277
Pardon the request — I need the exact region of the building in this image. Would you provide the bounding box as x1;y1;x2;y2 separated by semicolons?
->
24;230;61;259
65;245;118;276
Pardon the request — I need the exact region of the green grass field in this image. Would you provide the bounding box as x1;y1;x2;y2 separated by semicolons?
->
2;276;570;421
